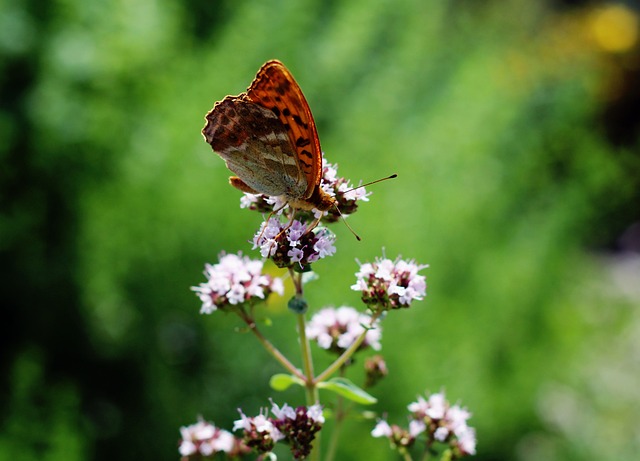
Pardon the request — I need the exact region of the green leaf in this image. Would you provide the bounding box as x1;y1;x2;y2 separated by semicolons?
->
269;374;305;391
317;377;377;405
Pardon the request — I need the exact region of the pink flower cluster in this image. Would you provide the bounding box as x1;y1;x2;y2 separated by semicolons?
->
234;401;325;460
305;306;381;353
179;419;247;460
351;256;428;310
372;391;476;457
191;252;283;313
253;217;336;271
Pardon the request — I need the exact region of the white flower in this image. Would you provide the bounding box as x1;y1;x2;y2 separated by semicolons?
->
178;419;234;457
271;401;296;420
456;426;477;455
425;392;447;419
232;411;252;432
409;419;426;437
199;441;214;456
211;430;235;452
288;247;304;263
354;262;375;279
227;283;246;305
178;440;196;456
350;278;368;292
192;252;282;312
434;426;449;441
251;414;273;433
314;232;336;258
270;277;284;296
240;193;259;209
446;404;472;436
352;255;428;310
375;258;395;280
408;391;447;419
180;419;215;441
322;160;338;182
253;218;337;269
306;306;381;352
307;404;325;423
408;395;428;414
288;220;307;243
342;182;370;202
371;420;392;438
312;207;330;219
265;195;287;214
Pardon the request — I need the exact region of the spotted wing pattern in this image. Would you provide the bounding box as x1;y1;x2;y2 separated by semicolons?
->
202;60;336;212
245;60;323;199
202;95;308;198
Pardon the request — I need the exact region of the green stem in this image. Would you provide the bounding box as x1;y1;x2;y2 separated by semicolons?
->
287;269;321;461
300;310;320;461
324;367;347;461
314;311;381;384
237;310;305;381
324;417;341;461
297;312;317;403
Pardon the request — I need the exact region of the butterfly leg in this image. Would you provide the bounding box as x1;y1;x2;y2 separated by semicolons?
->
304;214;323;235
255;201;291;249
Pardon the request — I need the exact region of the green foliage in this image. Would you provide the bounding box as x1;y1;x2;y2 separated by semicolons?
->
317;378;377;405
0;352;87;461
271;373;305;391
2;0;639;460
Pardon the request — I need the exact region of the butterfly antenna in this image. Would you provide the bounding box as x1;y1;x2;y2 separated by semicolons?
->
335;173;397;241
334;204;362;241
339;174;397;195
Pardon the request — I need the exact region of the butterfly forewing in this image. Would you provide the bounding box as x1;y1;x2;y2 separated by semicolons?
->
246;60;323;199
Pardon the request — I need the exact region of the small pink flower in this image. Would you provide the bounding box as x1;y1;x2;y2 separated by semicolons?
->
306;306;381;353
192;252;283;313
377;391;476;458
179;418;240;459
352;256;428;310
253;218;336;271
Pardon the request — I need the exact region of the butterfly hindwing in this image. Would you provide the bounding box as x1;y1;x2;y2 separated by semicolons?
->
203;96;308;198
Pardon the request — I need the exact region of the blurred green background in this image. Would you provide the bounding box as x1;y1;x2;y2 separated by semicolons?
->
2;0;639;460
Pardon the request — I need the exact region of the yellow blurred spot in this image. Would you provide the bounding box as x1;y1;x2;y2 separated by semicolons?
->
591;4;639;52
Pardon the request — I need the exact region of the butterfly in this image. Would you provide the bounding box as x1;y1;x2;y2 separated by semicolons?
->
202;60;336;216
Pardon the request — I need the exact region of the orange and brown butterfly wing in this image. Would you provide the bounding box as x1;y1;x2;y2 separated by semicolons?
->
202;96;308;198
245;60;323;200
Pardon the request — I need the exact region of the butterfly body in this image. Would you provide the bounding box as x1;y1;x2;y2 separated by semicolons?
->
203;60;336;212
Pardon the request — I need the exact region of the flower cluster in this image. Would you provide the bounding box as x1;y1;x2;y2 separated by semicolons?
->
233;408;281;454
179;419;248;460
306;306;382;354
364;355;388;388
351;256;428;311
239;160;370;224
372;391;477;458
191;252;284;313
253;217;336;271
233;402;325;460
